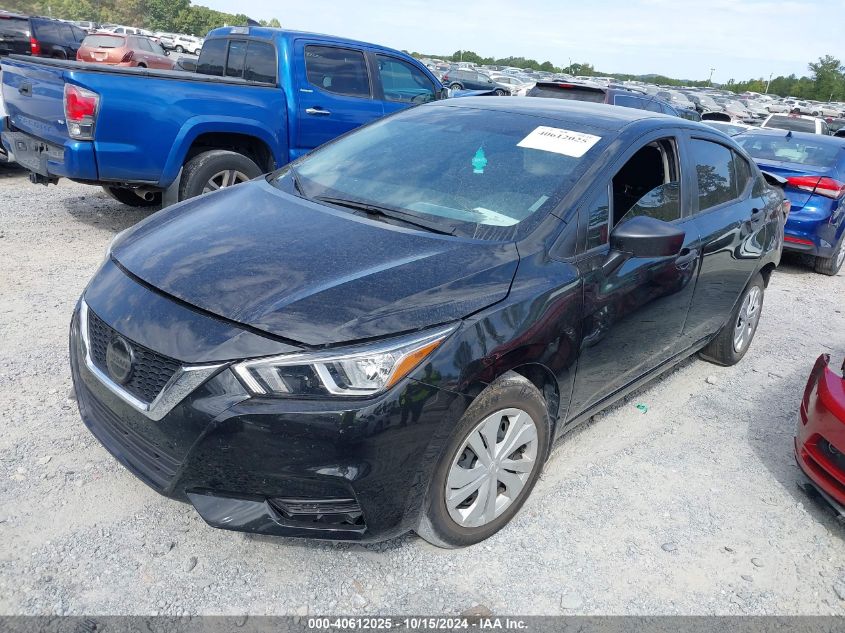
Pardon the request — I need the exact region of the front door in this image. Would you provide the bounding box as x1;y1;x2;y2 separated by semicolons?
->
293;41;383;157
568;135;702;418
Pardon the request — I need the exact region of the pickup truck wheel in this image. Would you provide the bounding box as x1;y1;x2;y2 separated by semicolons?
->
699;273;765;366
814;237;845;276
102;186;162;207
179;150;262;201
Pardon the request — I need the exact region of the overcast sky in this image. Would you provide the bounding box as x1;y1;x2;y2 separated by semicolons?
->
198;0;838;82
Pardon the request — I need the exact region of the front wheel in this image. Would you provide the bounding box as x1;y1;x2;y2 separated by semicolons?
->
175;45;184;54
416;372;549;548
815;237;845;276
449;82;463;90
178;149;262;201
494;88;506;96
699;273;765;366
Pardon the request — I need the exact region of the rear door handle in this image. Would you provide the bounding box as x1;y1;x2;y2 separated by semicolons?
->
19;83;32;97
305;107;331;116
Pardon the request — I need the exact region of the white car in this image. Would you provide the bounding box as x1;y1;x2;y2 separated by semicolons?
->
813;103;844;118
761;113;830;135
766;101;791;113
488;74;533;96
172;34;203;55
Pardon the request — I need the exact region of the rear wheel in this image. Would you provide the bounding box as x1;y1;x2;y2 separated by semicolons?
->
494;88;506;96
699;273;765;366
449;82;463;90
102;186;161;207
178;150;262;201
814;237;845;276
416;372;549;548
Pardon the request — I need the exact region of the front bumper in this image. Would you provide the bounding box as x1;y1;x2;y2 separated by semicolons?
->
70;299;469;542
794;354;845;511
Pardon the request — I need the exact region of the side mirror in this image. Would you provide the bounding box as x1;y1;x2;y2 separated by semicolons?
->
603;216;685;275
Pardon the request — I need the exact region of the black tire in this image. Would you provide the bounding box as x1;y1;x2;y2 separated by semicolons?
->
175;45;184;54
449;82;463;90
102;186;162;207
178;150;262;202
494;88;506;96
699;273;765;366
416;371;550;548
814;236;845;276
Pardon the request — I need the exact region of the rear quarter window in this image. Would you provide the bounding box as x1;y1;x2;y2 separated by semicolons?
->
196;38;227;77
244;41;276;83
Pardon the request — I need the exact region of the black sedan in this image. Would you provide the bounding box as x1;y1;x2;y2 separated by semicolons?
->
70;99;785;547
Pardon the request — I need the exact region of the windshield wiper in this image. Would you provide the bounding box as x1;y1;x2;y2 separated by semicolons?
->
315;196;455;236
288;166;307;198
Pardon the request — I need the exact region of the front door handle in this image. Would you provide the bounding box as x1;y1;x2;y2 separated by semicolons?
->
750;207;764;218
305;107;331;116
19;83;32;97
675;247;698;267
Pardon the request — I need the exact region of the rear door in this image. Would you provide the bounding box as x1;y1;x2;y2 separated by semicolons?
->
293;40;382;154
0;14;30;56
681;134;765;342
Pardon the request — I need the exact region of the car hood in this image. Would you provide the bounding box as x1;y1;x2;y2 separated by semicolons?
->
112;179;519;346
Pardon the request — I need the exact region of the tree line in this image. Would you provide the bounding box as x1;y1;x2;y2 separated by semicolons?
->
1;0;280;36
5;0;844;101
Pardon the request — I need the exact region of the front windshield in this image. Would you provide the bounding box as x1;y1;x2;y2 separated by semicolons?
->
281;105;608;239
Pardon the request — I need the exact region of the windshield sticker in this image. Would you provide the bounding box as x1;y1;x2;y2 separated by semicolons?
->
517;127;602;158
472;147;488;174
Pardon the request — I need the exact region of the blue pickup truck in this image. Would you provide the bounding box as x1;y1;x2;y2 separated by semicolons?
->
1;27;448;206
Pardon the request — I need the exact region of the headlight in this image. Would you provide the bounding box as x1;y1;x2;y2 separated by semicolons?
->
232;324;457;397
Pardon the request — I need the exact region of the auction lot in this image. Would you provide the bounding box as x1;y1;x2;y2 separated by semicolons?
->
0;162;843;616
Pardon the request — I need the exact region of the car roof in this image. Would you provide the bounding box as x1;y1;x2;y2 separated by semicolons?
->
427;97;692;132
206;26;399;51
737;127;845;145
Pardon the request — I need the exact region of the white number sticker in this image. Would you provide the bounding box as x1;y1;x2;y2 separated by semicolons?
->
517;126;602;158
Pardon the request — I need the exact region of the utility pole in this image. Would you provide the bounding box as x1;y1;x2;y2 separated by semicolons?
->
708;67;715;86
765;73;773;94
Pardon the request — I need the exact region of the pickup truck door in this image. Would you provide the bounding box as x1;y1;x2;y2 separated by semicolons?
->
680;134;767;342
293;41;383;155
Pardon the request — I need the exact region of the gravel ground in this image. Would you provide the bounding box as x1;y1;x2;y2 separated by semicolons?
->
1;166;844;616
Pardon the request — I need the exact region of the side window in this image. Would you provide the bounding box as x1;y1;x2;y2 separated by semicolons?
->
34;21;58;41
612;139;681;226
643;99;663;113
137;38;153;52
733;153;753;197
196;39;227;77
585;186;611;250
244;41;276;83
304;45;370;98
225;40;248;78
689;139;738;211
71;25;87;42
376;54;435;104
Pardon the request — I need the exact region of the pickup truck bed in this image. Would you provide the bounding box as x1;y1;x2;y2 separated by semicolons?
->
2;56;284;188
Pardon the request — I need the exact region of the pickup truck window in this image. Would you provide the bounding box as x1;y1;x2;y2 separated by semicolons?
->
305;45;370;98
244;41;276;83
197;39;226;76
376;54;435;104
225;40;247;78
